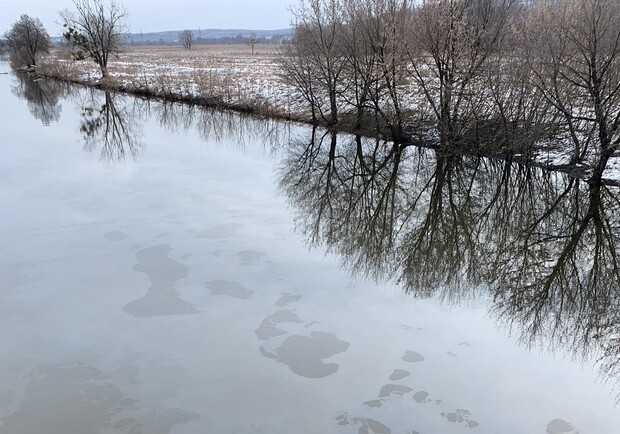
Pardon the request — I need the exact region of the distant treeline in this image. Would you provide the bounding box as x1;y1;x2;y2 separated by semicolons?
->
126;34;290;46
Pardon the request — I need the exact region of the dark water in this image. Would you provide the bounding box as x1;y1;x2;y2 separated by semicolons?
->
1;66;619;433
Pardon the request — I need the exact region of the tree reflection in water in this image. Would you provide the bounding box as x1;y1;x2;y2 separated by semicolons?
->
78;90;143;162
148;100;290;151
76;92;291;162
14;82;292;162
11;75;70;126
279;128;620;394
14;78;618;392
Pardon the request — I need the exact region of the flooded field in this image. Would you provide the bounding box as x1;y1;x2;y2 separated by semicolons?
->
1;64;619;433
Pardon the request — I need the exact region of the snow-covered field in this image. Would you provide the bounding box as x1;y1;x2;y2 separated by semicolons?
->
39;45;300;116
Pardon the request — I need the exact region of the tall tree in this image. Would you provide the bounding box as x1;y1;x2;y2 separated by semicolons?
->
4;14;51;68
61;0;128;79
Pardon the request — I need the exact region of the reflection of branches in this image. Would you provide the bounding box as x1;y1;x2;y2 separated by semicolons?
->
279;128;620;397
399;154;482;297
147;101;291;152
75;90;291;163
79;90;142;162
491;183;620;370
154;101;196;133
281;129;420;283
11;75;69;125
13;76;293;160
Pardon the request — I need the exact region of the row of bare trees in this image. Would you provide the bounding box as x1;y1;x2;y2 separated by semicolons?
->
279;0;620;178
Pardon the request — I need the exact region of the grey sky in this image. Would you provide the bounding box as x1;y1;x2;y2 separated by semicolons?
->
1;0;294;36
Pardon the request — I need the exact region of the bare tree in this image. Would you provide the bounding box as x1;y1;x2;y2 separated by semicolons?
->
524;0;620;181
179;30;193;49
61;0;128;79
406;0;516;148
4;14;51;68
245;33;257;54
347;0;410;140
79;90;142;161
481;10;559;157
278;40;322;122
289;0;348;125
338;0;380;131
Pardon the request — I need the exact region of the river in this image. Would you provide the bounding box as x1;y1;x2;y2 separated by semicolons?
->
0;62;619;433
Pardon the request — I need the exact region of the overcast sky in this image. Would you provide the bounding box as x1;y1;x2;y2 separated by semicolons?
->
1;0;294;35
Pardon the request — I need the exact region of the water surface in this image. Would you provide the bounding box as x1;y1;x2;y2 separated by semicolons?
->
1;66;619;433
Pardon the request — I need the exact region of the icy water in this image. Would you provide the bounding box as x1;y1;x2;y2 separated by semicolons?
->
1;65;620;434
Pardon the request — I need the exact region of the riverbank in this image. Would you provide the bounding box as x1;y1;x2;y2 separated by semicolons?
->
35;45;299;117
30;46;620;185
34;45;397;140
